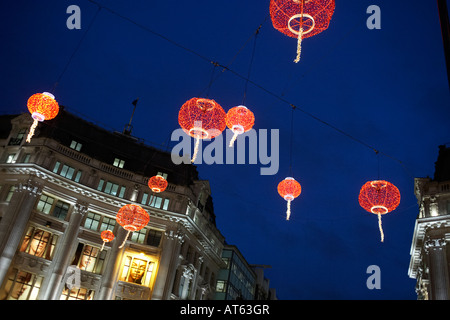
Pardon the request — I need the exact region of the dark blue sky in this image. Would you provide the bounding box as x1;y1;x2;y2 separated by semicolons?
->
1;0;449;299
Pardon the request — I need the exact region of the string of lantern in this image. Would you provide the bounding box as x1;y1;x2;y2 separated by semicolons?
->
22;0;415;244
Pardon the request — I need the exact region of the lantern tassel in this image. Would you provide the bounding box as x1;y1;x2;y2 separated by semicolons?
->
101;241;106;251
119;230;131;249
294;27;303;63
286;200;291;220
229;132;239;147
26;119;39;143
191;137;200;163
378;213;384;242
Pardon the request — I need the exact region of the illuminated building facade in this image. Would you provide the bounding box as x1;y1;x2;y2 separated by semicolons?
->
0;109;226;300
409;145;450;300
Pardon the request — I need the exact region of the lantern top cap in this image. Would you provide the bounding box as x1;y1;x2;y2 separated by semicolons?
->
42;92;55;99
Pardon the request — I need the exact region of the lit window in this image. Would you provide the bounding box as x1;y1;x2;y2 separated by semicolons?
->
100;217;116;232
141;193;149;205
216;280;226;293
6;154;16;163
5;186;15;202
74;171;82;183
60;165;75;180
84;212;101;230
36;194;55;214
119;255;155;286
98;180;125;198
162;199;170;210
149;196;162;208
70;140;82;151
53;161;61;173
3;269;43;300
131;228;146;244
60;287;94;300
113;158;125;168
97;179;105;191
19;226;57;260
72;243;105;274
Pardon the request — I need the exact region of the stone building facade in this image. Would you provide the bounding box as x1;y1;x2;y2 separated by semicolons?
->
0;109;226;300
409;145;450;300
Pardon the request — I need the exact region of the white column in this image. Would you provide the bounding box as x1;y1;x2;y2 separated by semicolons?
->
41;201;88;300
0;180;41;287
152;228;184;300
97;227;128;300
425;237;450;300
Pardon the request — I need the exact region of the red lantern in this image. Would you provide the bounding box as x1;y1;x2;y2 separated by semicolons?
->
277;177;302;220
270;0;335;62
178;97;226;162
26;92;59;142
226;105;255;147
116;204;150;248
359;180;401;242
100;230;115;251
148;175;168;193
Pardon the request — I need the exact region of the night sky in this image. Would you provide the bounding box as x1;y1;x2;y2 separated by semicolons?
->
1;0;449;300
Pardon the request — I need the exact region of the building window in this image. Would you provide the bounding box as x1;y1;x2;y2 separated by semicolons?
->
6;153;16;163
157;172;168;179
52;200;70;220
19;226;57;260
71;243;105;274
36;194;55;214
141;193;149;205
84;212;116;232
8;128;26;146
53;161;60;173
23;154;31;163
70;140;82;152
2;269;43;300
97;179;126;198
60;287;94;300
5;186;15;202
53;162;82;183
100;217;116;232
216;280;226;293
74;171;82;183
162;198;170;210
60;165;76;180
149;196;162;208
119;255;155;286
113;158;125;168
131;229;146;244
84;212;101;230
146;229;162;247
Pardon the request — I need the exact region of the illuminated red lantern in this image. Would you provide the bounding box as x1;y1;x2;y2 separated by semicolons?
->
26;92;59;142
116;204;150;248
100;230;115;251
148;175;168;193
226;105;255;147
178;97;226;162
277;177;302;220
359;180;401;242
270;0;335;62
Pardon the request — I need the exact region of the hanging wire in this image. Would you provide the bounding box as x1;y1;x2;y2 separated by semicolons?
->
242;24;261;105
81;0;414;178
51;5;102;94
289;105;296;176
